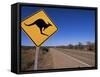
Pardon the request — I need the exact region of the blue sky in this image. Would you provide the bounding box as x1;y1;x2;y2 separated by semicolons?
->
21;6;95;46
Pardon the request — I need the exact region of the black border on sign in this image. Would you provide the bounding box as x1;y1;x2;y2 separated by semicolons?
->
12;2;98;74
21;9;58;47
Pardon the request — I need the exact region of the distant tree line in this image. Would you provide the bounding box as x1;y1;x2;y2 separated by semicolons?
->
56;41;95;51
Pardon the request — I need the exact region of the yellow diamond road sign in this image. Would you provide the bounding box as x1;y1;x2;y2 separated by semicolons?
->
21;10;58;47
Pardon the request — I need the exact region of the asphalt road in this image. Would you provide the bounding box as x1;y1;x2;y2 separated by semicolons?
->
49;48;95;69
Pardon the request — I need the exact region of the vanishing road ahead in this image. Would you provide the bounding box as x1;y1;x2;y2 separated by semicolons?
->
50;48;95;69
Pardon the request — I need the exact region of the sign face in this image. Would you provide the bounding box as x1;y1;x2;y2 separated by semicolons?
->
21;10;58;47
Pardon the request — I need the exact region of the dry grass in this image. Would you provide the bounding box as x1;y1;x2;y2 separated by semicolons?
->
21;46;53;71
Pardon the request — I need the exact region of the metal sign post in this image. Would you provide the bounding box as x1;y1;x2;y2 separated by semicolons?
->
34;47;40;70
21;10;58;70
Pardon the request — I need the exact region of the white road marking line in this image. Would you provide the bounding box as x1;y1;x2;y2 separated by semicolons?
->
53;48;91;67
58;48;94;62
64;53;91;66
62;50;93;61
63;49;94;54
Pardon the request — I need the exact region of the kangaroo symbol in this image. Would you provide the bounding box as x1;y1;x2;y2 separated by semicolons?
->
24;19;52;36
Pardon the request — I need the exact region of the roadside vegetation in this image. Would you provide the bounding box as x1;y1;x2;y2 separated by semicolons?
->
55;41;95;51
21;46;50;71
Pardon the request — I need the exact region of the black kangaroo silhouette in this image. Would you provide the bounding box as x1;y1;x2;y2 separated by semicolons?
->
24;19;52;36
